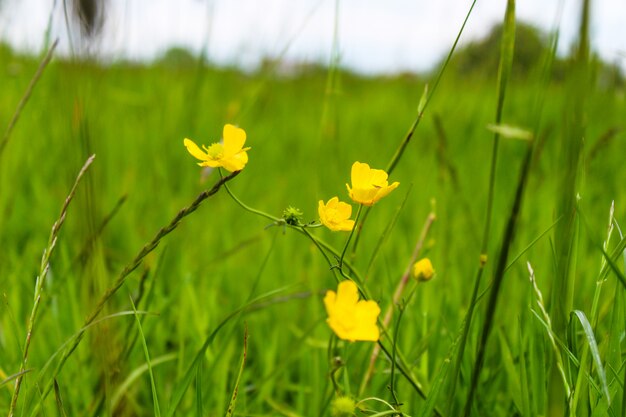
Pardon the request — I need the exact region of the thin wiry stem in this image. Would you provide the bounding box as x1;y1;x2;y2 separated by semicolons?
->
9;154;95;417
360;210;436;393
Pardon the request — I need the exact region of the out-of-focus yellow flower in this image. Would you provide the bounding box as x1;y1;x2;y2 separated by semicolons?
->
413;258;435;281
324;280;380;342
184;124;250;172
318;197;355;232
346;162;399;206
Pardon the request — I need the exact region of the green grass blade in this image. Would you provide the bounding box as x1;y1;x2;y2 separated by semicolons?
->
53;379;68;417
571;310;611;404
129;295;161;417
417;357;450;417
449;1;517;410
463;141;533;417
195;361;203;417
110;354;177;411
225;324;248;417
0;370;31;389
165;289;288;417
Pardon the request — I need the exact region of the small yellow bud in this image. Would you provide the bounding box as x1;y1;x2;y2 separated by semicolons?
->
479;253;488;266
330;396;356;417
412;258;435;282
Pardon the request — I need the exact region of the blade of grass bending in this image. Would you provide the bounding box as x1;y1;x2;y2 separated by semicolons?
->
0;370;31;389
351;0;477;255
462;141;534;417
505;216;561;273
110;354;177;411
570;310;611;409
129;295;161;417
225;324;248;417
447;0;516;410
0;39;58;159
195;359;203;417
165;288;288;417
29;170;240;413
417;358;450;417
8;154;95;417
26;310;155;416
53;379;68;417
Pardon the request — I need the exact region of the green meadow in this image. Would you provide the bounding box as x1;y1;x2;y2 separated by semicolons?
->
1;3;625;416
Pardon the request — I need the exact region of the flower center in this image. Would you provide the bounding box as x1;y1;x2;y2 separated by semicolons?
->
206;143;224;160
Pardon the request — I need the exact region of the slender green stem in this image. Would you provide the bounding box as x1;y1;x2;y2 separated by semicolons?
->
302;227;340;283
369;410;410;417
339;205;362;270
389;305;406;408
361;210;435;394
219;169;280;223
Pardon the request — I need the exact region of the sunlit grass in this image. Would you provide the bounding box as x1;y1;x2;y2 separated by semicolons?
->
1;2;625;415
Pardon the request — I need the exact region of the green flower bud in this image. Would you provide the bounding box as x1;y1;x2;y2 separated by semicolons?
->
330;396;356;417
282;206;303;226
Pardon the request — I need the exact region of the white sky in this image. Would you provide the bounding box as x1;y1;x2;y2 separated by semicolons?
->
1;0;624;74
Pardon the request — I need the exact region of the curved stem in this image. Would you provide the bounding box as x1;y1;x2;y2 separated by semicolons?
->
220;169;280;223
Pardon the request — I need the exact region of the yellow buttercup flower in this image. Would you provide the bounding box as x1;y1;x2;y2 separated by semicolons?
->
324;280;380;342
346;161;399;206
413;258;435;281
318;197;355;232
184;124;251;172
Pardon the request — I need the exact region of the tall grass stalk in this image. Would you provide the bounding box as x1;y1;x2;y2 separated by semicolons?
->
462;140;534;416
351;0;477;255
28;170;240;413
8;154;95;417
447;0;516;411
549;0;590;412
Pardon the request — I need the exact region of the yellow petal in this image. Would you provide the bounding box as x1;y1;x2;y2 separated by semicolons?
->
184;138;209;161
223;124;247;154
336;219;355;232
350;161;371;189
349;187;379;206
369;168;389;187
372;181;400;203
220;150;249;172
336;280;359;307
323;289;337;316
335;200;352;218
